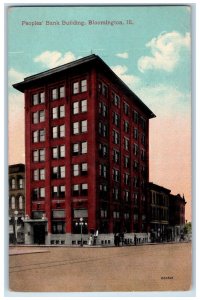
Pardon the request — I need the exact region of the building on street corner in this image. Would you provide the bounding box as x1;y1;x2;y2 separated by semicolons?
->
13;54;159;245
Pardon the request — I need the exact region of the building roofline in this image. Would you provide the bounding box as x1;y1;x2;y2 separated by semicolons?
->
148;182;171;193
13;54;156;118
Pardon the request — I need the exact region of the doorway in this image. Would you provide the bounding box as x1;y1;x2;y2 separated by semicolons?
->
33;224;45;244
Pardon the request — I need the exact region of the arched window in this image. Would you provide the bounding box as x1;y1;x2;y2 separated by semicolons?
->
11;178;15;189
19;196;23;209
11;196;15;209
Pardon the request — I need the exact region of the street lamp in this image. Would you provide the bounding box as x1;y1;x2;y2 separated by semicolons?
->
14;210;18;244
75;217;87;246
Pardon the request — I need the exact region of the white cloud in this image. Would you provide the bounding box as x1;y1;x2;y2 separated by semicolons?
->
138;31;190;72
8;68;28;87
116;52;129;59
111;64;141;89
34;51;76;68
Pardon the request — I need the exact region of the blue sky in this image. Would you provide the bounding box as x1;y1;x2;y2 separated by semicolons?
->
8;5;191;220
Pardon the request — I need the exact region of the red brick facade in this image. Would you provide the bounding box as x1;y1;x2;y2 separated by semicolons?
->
13;55;155;242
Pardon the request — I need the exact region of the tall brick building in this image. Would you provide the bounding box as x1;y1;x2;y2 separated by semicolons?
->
13;54;155;245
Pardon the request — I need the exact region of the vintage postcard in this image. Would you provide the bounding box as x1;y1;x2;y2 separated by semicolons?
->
7;5;192;295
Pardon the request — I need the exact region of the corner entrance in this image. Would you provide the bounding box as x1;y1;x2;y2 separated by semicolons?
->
33;224;45;244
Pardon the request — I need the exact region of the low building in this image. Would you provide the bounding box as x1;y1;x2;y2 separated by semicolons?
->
169;193;186;241
148;182;171;242
9;164;25;244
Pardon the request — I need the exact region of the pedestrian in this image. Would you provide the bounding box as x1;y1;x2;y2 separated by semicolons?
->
88;234;93;246
134;234;137;246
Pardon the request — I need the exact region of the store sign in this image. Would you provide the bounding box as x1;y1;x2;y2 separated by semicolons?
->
74;209;88;218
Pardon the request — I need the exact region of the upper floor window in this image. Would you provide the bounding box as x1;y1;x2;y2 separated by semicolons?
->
113;168;120;182
72;99;87;114
72;120;88;134
113;112;120;127
11;196;15;209
99;102;108;117
124;137;130;151
72;141;87;156
72;183;88;196
51;86;65;100
133;111;138;123
99;143;108;158
33;168;45;181
73;79;87;94
113;130;120;145
112;92;120;108
99;122;108;137
11;178;15;189
99;164;107;178
33;149;45;162
32;92;45;105
52;125;65;139
19;196;23;209
32;129;45;143
52;105;65;119
134;128;138;140
33;110;45;124
124;102;129;116
124;156;130;168
52;185;65;198
113;149;120;164
52;166;65;179
124;120;129;133
141;117;146;131
18;178;23;189
98;82;108;98
52;145;65;159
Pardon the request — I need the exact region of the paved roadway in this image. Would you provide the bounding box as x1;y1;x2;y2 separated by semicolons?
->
9;243;192;292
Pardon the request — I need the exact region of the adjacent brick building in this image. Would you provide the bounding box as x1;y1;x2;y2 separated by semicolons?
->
9;164;25;243
13;54;156;245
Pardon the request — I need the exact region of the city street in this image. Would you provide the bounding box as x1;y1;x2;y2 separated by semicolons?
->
9;242;192;292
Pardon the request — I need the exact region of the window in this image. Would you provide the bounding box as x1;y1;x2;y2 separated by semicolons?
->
113;211;120;219
33;112;38;124
124;137;129;150
32;92;45;105
33;169;39;181
11;196;15;209
141;149;145;161
39;149;45;161
81;99;87;112
124;102;129;115
124;212;130;219
34;149;45;162
73;164;79;176
19;178;23;189
73;82;79;94
52;166;65;179
102;84;108;98
141;117;146;130
40;187;45;198
81;141;87;154
133;193;138;205
33;130;45;142
133;144;139;156
124;173;130;185
60;125;65;138
52;125;65;139
73;101;79;114
72;184;79;196
141;134;146;146
39;110;45;122
81;163;88;175
52;107;58;119
81;79;87;92
99;102;108;117
113;169;120;182
124;121;129;133
19;196;23;209
81;120;87;133
99;184;108;198
39;129;45;142
73;122;79;134
113;130;120;144
113;187;119;201
113;112;120;127
112;92;120;107
134;177;139;188
124;156;130;168
99;122;108;137
33;150;39;162
52;185;65;198
52;106;65;119
134;128;138;140
60;105;65;118
72;143;79;156
124;191;130;202
99;164;107;178
133;160;139;171
81;183;88;195
133;111;138;123
52;221;65;234
99;143;108;158
101;210;107;218
113;149;120;164
73;80;87;94
40;169;45;180
11;178;15;189
51;86;65;100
